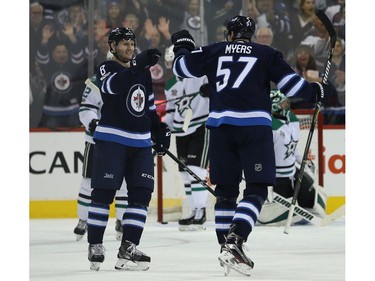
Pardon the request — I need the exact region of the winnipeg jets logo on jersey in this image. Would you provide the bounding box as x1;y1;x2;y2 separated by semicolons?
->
284;135;298;160
175;94;194;115
127;84;146;117
186;16;201;30
52;72;72;93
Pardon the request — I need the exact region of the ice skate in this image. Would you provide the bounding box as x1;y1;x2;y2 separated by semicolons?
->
88;243;105;271
73;219;87;241
178;211;195;231
115;240;151;271
191;207;206;231
115;219;123;241
218;232;254;276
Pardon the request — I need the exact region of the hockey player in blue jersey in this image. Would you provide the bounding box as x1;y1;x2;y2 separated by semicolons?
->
171;15;330;276
86;27;171;271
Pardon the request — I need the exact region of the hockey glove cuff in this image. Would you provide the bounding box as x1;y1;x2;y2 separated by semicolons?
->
171;30;196;54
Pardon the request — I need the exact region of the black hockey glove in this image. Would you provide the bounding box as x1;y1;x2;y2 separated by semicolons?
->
171;30;196;54
131;48;162;73
88;119;99;134
199;83;211;98
152;122;171;156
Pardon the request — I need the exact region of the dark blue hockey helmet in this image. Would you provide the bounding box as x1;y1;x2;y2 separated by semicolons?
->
108;27;136;46
225;15;256;42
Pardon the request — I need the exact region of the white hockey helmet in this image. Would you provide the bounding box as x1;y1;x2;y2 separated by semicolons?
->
270;90;290;117
164;45;175;69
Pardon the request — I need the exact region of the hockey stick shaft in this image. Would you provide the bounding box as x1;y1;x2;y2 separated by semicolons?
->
164;148;216;197
284;9;337;234
155;93;198;106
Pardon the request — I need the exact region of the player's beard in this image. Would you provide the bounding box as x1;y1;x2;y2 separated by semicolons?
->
114;46;134;63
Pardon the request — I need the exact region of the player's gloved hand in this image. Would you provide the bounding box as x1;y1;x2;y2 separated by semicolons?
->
171;30;196;54
199;83;211;98
131;48;162;73
311;82;332;104
152;122;171;156
88;119;99;134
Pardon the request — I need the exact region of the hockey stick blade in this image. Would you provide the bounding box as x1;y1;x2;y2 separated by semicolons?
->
315;9;337;49
274;193;345;228
274;193;323;226
315;9;337;84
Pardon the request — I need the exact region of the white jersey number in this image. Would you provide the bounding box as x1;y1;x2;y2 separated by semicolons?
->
216;56;257;92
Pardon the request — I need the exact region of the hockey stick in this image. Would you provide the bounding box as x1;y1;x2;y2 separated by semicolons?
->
163;148;216;196
273;192;345;226
154;92;199;106
284;9;337;234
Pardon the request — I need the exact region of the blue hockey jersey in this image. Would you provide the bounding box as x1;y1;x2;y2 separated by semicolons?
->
93;60;161;147
173;41;316;128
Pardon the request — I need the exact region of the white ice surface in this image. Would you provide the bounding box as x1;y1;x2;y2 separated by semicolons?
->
29;217;346;281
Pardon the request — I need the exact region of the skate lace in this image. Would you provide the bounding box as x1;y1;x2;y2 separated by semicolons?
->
127;243;145;258
78;219;87;228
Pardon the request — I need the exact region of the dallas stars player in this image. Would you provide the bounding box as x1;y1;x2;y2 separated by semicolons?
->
163;47;210;231
257;90;327;226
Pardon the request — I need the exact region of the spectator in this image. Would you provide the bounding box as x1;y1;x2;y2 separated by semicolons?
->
30;2;45;76
289;0;316;52
330;38;345;106
205;0;242;44
66;2;88;41
36;23;87;128
179;0;208;47
324;0;345;21
255;26;274;46
332;1;345;40
290;44;339;109
251;0;293;57
214;25;227;43
300;14;331;71
144;0;184;34
105;0;123;29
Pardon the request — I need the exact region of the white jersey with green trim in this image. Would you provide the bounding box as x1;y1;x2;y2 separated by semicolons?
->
272;111;302;178
163;76;209;136
79;76;102;144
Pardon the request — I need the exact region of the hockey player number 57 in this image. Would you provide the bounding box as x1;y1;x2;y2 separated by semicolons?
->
216;56;257;92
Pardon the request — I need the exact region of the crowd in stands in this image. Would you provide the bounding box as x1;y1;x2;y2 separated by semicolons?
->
29;0;345;129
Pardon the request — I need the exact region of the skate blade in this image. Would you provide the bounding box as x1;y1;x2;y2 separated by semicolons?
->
115;259;149;271
90;262;102;271
116;231;123;241
178;225;206;232
218;253;252;277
